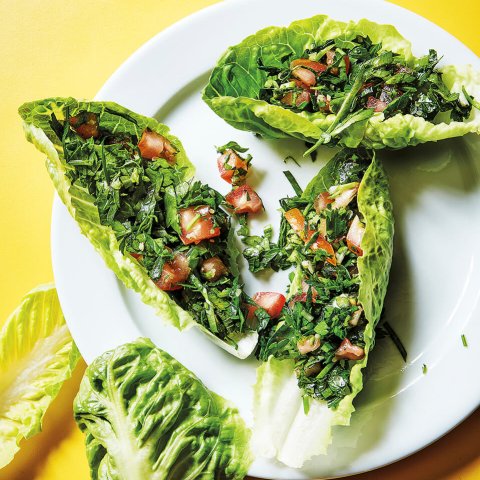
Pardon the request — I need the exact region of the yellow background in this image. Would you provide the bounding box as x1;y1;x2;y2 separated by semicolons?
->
0;0;479;478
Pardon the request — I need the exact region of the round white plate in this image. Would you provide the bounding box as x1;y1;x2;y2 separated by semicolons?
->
51;0;480;478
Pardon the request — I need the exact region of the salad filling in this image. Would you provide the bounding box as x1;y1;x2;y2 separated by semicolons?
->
251;149;394;467
260;39;472;121
203;15;480;149
20;99;256;348
258;150;371;407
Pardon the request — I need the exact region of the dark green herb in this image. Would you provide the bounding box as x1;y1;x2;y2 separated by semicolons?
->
422;364;428;374
284;155;301;167
51;110;253;342
259;36;473;152
382;321;407;362
283;170;303;196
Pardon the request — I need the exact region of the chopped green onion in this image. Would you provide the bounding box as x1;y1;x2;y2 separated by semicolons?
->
283;170;303;196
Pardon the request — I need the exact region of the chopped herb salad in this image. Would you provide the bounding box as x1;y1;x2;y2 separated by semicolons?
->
20;99;258;355
256;150;381;407
204;15;480;149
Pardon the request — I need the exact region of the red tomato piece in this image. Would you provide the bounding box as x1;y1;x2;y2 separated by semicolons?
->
281;90;311;107
335;338;365;360
225;185;263;214
291;59;327;73
314;191;333;213
284;208;307;238
200;256;228;281
285;208;336;265
138;130;177;164
129;252;143;261
69;113;99;139
252;292;286;320
306;231;337;266
179;205;221;245
217;149;249;185
346;215;365;256
344;55;351;75
366;96;388;112
155;253;190;291
291;67;316;87
138;129;164;159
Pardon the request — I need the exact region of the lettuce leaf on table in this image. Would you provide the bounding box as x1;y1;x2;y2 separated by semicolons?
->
252;153;394;467
74;337;252;480
203;15;480;149
19;98;257;359
0;284;80;468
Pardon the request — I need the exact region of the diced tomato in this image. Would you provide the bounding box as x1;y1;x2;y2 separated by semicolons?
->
306;231;336;266
288;281;319;308
346;215;365;256
292;78;310;90
138;129;176;164
331;183;359;209
335;338;365;360
200;256;228;281
130;252;143;261
291;59;327;74
291;67;316;87
288;292;307;309
284;208;307;238
225;185;263;214
314;191;333;213
162;138;177;164
138;129;164;158
217;149;249;185
252;292;286;319
179;205;221;245
285;208;336;265
344;55;351;75
366;96;388;112
155;253;190;291
69;113;99;139
295;90;311;106
281;90;311;107
246;292;286;328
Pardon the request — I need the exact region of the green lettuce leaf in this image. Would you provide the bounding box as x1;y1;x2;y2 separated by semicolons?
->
0;284;80;468
252;154;394;467
19;98;257;359
74;337;252;480
203;15;480;148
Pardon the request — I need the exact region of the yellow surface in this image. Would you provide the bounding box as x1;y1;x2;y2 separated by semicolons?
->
0;0;479;479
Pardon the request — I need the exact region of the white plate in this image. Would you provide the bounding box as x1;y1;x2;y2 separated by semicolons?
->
51;0;480;478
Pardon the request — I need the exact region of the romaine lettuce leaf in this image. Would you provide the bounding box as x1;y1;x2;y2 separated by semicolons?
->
0;284;80;468
19;98;257;359
74;337;252;480
203;15;480;148
252;154;394;467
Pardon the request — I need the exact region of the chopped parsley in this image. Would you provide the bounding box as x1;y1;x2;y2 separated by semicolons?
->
51;109;254;342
